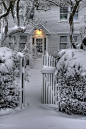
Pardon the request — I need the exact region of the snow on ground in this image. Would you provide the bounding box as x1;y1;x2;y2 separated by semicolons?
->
0;57;86;129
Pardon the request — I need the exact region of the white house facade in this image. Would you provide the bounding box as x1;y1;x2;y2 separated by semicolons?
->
6;2;86;57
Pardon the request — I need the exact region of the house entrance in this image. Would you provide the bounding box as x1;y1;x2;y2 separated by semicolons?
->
32;29;47;57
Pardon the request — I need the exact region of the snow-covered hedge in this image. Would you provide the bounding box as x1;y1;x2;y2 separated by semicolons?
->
55;49;86;115
0;47;21;109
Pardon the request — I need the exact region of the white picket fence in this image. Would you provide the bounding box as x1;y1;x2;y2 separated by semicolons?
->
41;54;57;104
42;54;57;67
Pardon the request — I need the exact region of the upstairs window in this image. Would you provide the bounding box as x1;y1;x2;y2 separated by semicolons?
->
19;5;24;21
26;6;34;20
60;7;68;20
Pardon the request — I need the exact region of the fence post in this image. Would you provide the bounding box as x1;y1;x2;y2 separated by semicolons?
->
19;57;22;109
22;57;25;107
19;56;25;109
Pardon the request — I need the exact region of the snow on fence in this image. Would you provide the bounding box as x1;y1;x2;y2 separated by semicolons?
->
41;54;57;104
42;54;57;67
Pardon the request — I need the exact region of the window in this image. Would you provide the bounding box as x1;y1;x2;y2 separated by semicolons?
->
60;36;67;49
20;36;27;42
19;43;26;50
9;35;15;42
73;36;78;44
60;7;68;20
26;6;34;20
84;15;86;23
19;6;24;21
19;15;24;21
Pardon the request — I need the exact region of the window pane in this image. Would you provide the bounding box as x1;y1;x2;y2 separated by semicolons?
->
60;7;68;13
60;36;67;42
73;36;77;42
60;43;67;49
26;6;34;20
19;43;26;50
60;7;68;20
19;15;24;20
20;36;27;42
60;14;67;20
73;13;78;20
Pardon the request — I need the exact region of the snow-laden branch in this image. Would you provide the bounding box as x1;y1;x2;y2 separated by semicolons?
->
8;25;26;36
0;25;26;45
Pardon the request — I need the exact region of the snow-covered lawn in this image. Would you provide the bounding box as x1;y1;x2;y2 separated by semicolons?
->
0;58;86;129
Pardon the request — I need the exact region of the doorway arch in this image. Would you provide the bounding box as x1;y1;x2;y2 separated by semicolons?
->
29;24;50;57
32;29;46;57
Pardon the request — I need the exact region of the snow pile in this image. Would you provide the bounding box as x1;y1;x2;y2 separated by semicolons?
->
55;49;86;115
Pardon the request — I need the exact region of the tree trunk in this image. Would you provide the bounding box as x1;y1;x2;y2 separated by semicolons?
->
70;22;76;49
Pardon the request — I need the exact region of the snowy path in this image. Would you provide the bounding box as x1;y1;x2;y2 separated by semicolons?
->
0;58;86;129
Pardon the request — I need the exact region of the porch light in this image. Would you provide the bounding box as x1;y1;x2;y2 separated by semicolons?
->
37;29;42;35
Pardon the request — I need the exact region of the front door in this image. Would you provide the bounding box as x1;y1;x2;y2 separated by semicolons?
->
36;38;43;56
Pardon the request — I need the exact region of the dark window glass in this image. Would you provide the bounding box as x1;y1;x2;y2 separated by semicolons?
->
60;7;68;20
32;38;34;45
60;36;67;49
19;43;26;50
44;38;46;50
20;36;27;42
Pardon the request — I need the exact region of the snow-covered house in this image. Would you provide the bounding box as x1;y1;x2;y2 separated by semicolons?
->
3;1;86;56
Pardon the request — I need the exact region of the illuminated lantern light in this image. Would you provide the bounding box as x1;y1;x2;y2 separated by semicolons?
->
37;29;42;37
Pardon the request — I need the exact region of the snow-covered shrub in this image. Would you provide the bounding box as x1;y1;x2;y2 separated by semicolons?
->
0;47;21;109
22;42;34;68
55;49;86;115
0;71;19;109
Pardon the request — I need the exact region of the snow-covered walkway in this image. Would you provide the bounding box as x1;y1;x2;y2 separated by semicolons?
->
0;57;86;129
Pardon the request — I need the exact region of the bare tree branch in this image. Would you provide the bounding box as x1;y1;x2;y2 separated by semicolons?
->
16;0;20;26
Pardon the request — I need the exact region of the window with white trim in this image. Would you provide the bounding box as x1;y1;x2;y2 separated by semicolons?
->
60;7;68;20
60;36;67;49
20;36;27;42
26;6;34;20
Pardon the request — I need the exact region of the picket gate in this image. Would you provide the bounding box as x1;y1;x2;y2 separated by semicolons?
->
42;54;57;67
41;54;57;104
